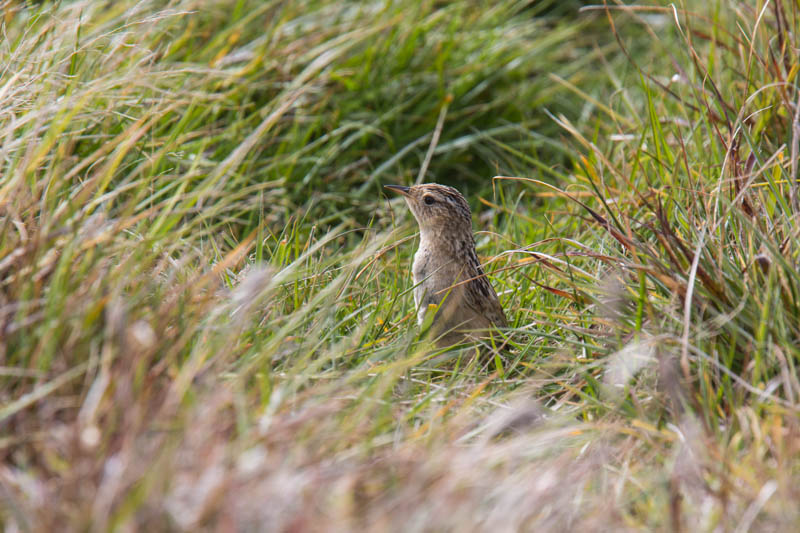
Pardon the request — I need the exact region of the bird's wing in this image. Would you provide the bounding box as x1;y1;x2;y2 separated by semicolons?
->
462;260;507;328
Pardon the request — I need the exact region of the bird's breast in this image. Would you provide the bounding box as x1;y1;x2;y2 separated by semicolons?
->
412;248;429;283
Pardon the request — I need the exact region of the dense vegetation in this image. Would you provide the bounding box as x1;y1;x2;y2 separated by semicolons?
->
1;0;798;530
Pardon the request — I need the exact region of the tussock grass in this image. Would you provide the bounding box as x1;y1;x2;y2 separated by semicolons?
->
1;0;799;530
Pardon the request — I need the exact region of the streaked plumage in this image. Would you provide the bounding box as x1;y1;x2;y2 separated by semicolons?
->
385;183;506;346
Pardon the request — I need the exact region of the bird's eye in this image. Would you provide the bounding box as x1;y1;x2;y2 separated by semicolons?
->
423;196;435;205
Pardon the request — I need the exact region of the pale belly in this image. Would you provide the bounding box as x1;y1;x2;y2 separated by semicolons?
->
411;249;486;338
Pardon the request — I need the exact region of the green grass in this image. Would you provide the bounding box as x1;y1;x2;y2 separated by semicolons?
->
2;0;799;530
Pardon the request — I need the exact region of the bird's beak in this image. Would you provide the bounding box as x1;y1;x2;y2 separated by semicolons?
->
384;184;411;197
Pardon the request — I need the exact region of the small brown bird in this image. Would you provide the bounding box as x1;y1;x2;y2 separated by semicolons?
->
385;183;507;346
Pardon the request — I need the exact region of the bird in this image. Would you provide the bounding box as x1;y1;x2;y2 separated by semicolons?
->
385;183;507;346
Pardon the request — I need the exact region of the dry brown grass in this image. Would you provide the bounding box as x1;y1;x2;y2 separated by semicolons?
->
2;0;800;531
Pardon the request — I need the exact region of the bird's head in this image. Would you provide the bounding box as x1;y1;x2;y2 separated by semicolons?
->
384;183;473;236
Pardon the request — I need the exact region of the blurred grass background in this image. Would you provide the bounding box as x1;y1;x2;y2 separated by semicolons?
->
1;0;799;530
